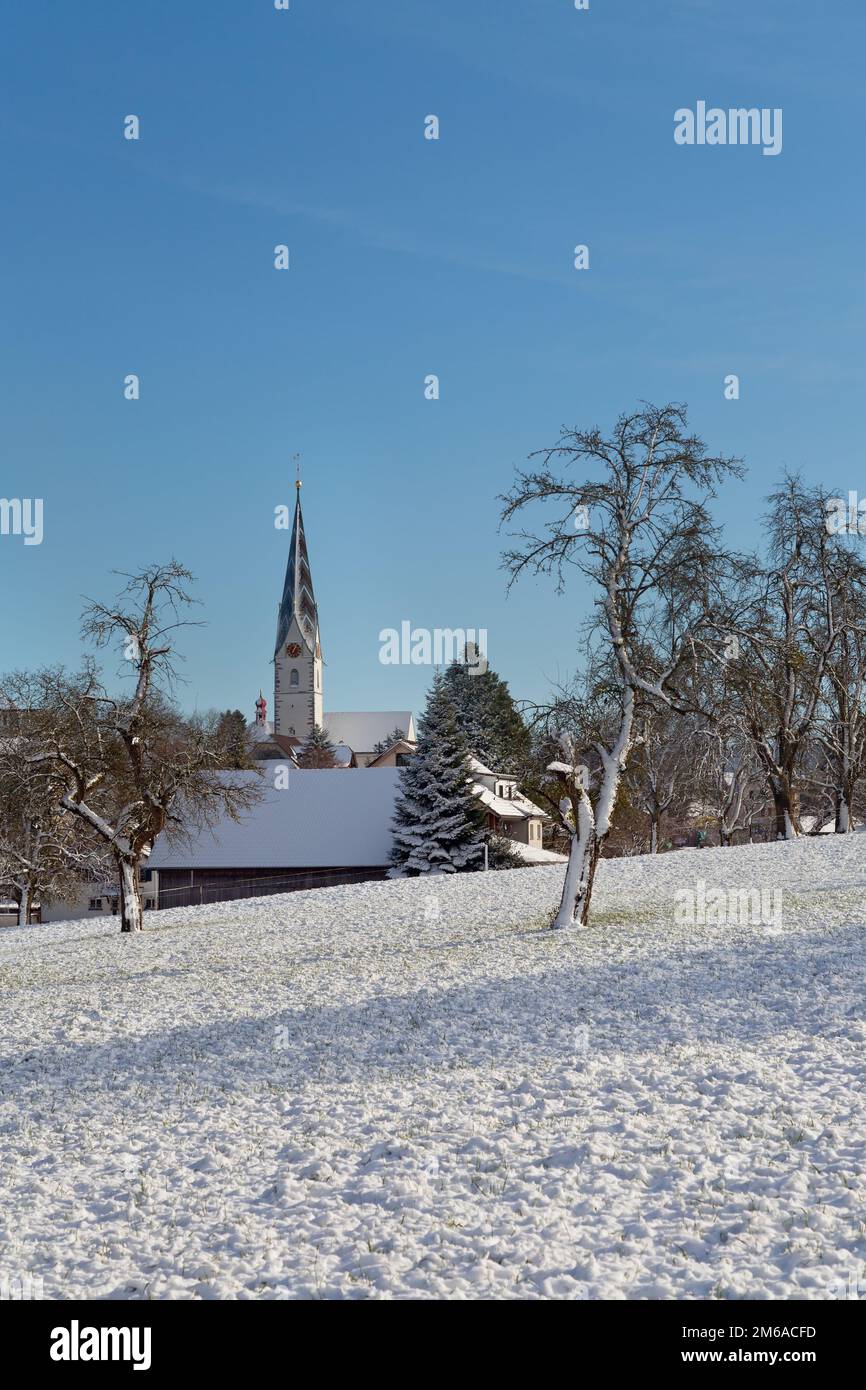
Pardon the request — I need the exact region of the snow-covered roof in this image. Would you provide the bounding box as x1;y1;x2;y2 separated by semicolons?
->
367;739;416;767
149;767;400;870
325;711;415;752
468;756;496;777
467;759;543;819
473;784;525;821
472;783;548;821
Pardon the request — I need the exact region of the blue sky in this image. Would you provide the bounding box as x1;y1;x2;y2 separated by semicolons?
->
2;0;865;720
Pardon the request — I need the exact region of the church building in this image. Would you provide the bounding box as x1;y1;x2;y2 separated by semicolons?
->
250;479;416;766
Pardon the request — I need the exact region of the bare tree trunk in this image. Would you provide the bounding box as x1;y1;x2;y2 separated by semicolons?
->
649;814;659;854
24;885;35;924
553;795;597;930
835;782;854;833
553;699;633;929
117;855;144;933
578;835;602;923
771;778;799;840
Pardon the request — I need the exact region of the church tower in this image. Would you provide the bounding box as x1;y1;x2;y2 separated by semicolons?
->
273;480;323;744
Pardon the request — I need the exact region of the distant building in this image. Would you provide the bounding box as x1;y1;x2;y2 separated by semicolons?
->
325;714;416;767
0;873;160;927
254;479;417;766
148;767;401;907
469;757;560;861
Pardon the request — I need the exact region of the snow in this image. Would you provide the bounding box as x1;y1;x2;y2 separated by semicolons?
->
2;834;865;1300
148;766;400;871
800;815;859;835
324;711;416;752
472;783;527;820
506;842;568;865
472;781;548;823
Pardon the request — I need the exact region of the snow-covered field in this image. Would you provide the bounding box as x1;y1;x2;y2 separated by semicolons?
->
2;836;865;1301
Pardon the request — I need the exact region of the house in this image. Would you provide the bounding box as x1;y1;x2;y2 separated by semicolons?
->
324;714;416;767
469;757;558;859
249;696;415;768
366;737;417;769
146;756;561;907
0;874;161;927
147;766;401;908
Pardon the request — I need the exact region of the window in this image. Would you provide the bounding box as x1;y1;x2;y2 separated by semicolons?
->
290;668;299;688
88;898;102;911
140;869;152;883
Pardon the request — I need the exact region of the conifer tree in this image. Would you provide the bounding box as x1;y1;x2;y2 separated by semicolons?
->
216;709;253;769
442;653;531;773
371;726;407;756
390;674;486;874
297;723;338;768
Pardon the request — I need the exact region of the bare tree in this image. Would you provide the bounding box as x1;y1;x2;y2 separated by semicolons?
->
4;563;262;932
693;715;764;847
501;402;742;929
815;544;866;831
627;710;691;853
0;736;105;923
718;479;848;839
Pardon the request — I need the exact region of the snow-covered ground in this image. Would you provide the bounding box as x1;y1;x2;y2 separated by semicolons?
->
2;835;865;1301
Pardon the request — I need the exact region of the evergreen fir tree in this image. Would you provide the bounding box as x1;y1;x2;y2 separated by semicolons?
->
371;726;407;756
441;653;531;773
216;709;253;769
297;723;338;768
390;673;487;874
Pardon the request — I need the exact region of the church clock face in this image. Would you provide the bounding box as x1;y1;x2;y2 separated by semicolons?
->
286;643;302;658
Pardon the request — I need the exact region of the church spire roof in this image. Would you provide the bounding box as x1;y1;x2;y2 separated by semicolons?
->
275;481;319;657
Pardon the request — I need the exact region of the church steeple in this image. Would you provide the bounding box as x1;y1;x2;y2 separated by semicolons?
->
275;481;319;657
273;476;324;744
